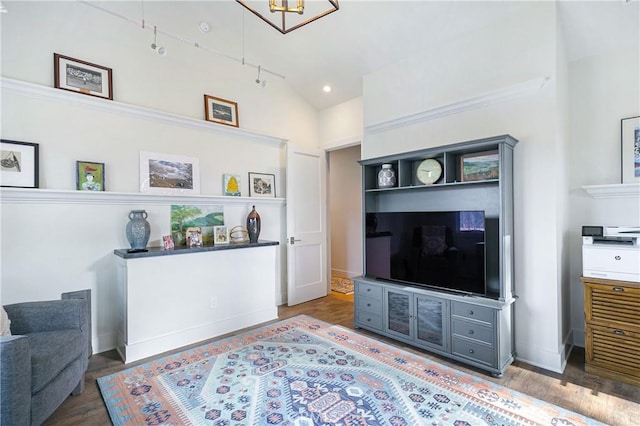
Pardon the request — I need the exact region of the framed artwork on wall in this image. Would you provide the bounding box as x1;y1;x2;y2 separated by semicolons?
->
139;151;200;195
204;95;239;127
248;172;276;198
54;53;113;100
76;161;105;191
1;139;39;188
214;225;229;245
223;174;241;196
621;115;640;184
460;150;499;182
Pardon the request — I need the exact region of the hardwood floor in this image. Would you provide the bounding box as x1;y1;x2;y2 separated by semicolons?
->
45;293;639;425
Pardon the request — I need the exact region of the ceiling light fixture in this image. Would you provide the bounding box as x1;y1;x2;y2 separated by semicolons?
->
236;0;339;34
322;85;331;93
151;26;167;56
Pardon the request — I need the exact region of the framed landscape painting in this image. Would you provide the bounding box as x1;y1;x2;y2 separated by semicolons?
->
139;152;200;195
460;150;499;182
1;139;39;188
54;53;113;100
204;95;239;127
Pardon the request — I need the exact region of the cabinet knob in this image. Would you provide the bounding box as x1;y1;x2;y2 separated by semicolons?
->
612;287;625;292
367;288;371;292
469;330;474;335
367;303;371;307
614;329;626;336
469;310;474;315
469;349;475;354
367;318;371;322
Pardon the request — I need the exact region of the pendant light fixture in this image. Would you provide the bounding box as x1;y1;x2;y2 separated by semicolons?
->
236;0;339;34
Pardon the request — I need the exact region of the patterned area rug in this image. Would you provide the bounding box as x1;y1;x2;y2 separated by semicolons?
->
331;275;354;294
97;315;603;426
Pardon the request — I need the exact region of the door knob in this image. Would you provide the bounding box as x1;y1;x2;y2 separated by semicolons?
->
289;236;302;244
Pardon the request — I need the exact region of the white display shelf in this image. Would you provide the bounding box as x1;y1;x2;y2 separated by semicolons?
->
0;187;285;206
0;77;287;146
582;183;640;199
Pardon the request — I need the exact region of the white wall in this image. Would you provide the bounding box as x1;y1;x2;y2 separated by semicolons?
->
329;145;362;278
1;2;320;352
567;46;640;346
361;2;572;372
319;97;363;150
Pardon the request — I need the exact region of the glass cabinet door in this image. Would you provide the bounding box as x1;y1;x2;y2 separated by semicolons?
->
415;294;449;351
385;289;411;338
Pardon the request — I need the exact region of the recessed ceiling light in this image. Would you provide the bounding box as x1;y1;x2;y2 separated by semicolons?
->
199;21;211;33
322;85;332;93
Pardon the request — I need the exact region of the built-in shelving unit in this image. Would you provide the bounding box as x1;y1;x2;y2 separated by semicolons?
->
354;134;517;377
582;183;640;199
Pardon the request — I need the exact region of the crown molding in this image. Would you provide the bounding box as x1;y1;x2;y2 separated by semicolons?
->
0;77;287;146
582;183;640;199
364;76;550;134
0;188;285;206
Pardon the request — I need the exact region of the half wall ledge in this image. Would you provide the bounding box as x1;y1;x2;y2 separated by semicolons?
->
114;240;279;259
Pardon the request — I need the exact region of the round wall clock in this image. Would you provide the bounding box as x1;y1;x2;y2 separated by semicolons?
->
416;158;442;185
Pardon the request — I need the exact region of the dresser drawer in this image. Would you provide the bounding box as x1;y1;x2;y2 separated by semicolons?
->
452;318;494;345
355;311;383;331
587;324;640;374
355;281;383;300
585;282;640;329
356;295;383;313
451;301;494;325
452;338;494;366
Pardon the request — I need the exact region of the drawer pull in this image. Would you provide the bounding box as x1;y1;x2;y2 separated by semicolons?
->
614;329;626;336
367;318;371;322
469;310;474;315
366;288;371;292
469;330;474;335
469;349;475;354
366;303;371;307
612;287;625;292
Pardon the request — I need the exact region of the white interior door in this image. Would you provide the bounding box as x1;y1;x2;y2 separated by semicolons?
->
286;143;327;305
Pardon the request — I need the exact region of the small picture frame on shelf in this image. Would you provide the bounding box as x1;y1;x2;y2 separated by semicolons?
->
248;172;276;198
76;161;105;191
223;174;241;196
621;115;640;184
204;95;239;127
1;139;39;188
140;151;200;195
213;225;229;245
162;235;175;250
54;53;113;100
186;227;202;247
460;150;499;182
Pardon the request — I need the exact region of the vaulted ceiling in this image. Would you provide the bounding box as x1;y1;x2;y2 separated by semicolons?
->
74;1;640;110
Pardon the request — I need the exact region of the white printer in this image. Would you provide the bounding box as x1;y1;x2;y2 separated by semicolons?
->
582;226;640;282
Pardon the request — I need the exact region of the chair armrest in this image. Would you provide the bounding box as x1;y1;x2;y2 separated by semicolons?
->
0;335;32;426
4;299;88;335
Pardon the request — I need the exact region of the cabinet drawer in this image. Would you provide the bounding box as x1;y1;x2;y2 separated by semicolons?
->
355;281;383;299
356;295;383;313
452;338;494;366
585;282;640;329
355;311;383;330
452;318;494;345
451;302;494;325
587;324;640;374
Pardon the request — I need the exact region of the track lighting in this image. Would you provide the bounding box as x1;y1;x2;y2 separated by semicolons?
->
151;26;167;56
255;65;267;87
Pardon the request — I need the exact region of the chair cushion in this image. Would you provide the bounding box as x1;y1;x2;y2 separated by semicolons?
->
27;329;85;394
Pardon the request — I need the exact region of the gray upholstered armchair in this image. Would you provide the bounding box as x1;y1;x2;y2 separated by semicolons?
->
1;290;91;426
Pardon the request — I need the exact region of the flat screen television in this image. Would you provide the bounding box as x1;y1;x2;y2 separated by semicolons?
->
365;210;488;297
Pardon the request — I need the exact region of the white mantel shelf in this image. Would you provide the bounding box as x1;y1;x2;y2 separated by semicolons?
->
582;183;640;199
0;77;287;146
0;187;285;206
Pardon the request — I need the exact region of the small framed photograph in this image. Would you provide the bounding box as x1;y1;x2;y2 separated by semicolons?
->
223;174;241;196
140;151;200;195
460;150;499;182
621;115;640;184
1;139;39;188
248;172;276;198
214;225;229;245
76;161;105;191
186;227;202;247
204;95;239;127
162;235;175;250
54;53;113;100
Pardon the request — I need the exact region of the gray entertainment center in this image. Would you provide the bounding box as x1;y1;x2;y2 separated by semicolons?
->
354;135;517;377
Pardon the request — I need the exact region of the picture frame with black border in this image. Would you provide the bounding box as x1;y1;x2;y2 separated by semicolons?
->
204;95;239;127
54;53;113;100
621;115;640;184
1;139;39;188
248;172;276;198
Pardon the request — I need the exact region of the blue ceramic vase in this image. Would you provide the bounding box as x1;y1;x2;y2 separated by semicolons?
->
126;210;151;249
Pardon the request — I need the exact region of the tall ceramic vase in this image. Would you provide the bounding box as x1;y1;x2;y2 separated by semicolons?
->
377;163;396;188
246;205;261;243
126;210;151;250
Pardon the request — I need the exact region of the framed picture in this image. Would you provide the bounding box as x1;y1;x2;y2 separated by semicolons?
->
214;225;229;245
621;115;640;184
76;161;105;191
162;235;175;250
223;174;241;196
248;172;276;197
54;53;113;100
1;139;39;188
186;227;203;247
139;151;200;195
460;150;499;182
171;204;224;246
204;95;239;127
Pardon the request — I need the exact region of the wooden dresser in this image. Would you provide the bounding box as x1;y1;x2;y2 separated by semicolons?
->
582;276;640;386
